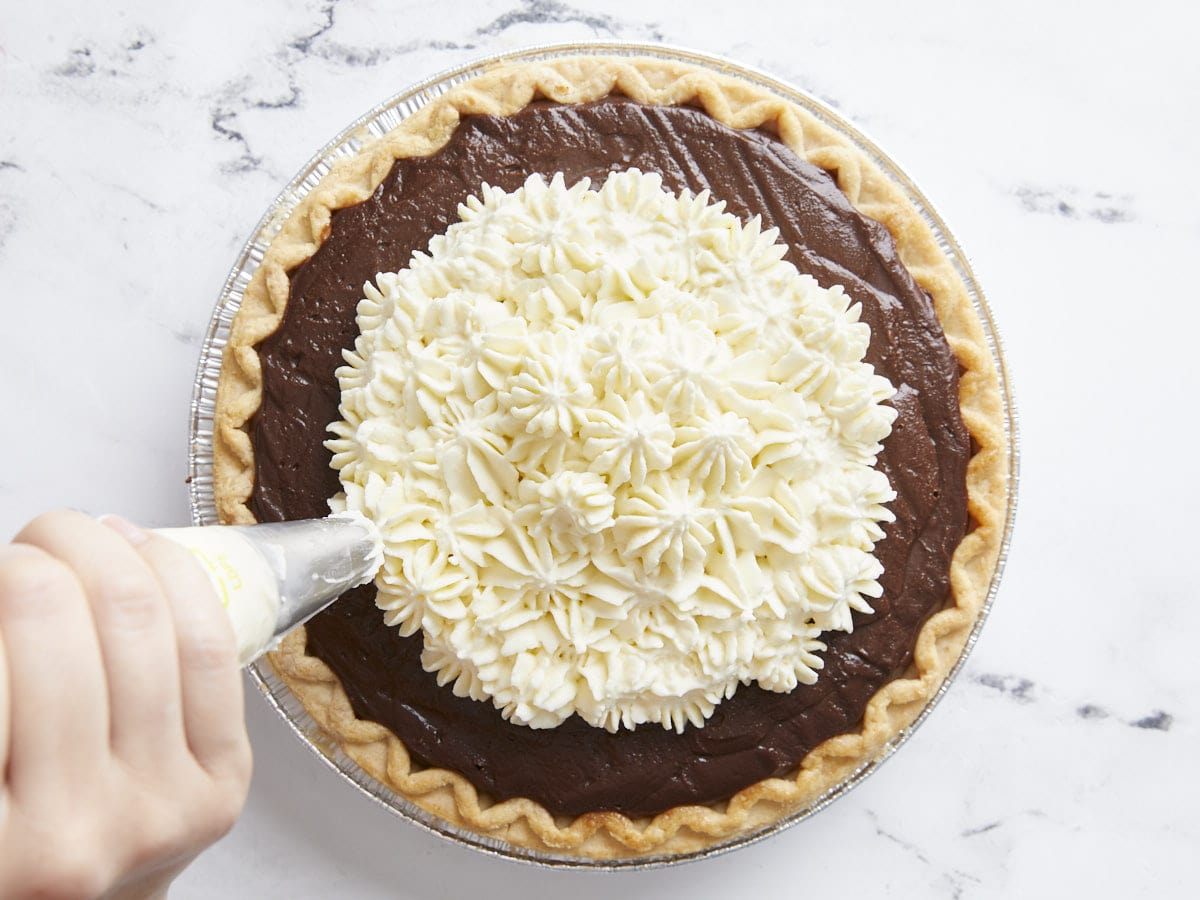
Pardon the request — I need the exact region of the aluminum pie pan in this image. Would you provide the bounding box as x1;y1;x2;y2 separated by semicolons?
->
187;41;1019;869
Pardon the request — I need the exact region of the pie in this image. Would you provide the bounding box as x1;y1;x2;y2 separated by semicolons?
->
212;55;1007;860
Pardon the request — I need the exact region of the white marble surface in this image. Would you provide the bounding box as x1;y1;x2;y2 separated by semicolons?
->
2;0;1197;896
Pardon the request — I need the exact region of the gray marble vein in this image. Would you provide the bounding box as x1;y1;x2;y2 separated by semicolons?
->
1;1;1198;897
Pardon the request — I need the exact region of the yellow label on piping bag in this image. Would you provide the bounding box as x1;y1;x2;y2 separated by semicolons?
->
154;527;281;665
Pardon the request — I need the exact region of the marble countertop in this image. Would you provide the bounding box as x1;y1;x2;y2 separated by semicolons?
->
2;1;1196;896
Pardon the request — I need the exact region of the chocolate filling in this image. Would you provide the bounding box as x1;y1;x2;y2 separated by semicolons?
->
251;98;969;818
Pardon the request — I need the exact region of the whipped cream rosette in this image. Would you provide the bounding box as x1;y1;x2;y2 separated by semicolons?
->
325;169;898;734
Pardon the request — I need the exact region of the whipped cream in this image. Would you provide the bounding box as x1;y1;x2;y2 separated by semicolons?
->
327;170;897;732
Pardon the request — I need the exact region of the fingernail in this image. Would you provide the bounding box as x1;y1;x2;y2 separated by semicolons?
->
98;513;150;546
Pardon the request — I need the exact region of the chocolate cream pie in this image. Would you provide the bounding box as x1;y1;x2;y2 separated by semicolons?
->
213;56;1006;859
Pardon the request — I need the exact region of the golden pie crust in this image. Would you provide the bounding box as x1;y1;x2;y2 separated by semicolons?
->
213;55;1008;859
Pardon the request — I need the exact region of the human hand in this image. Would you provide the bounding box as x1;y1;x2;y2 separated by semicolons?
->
0;511;252;899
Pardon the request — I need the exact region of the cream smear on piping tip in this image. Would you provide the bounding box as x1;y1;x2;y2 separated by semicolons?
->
155;511;383;665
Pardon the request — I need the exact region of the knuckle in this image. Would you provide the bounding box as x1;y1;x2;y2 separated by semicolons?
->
181;626;239;673
94;570;166;631
227;736;255;791
204;733;254;798
29;848;112;900
14;509;89;544
115;780;203;867
198;784;247;843
130;782;243;863
0;549;80;618
126;812;191;870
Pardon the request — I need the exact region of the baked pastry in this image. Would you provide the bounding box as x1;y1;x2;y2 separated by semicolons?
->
213;55;1007;860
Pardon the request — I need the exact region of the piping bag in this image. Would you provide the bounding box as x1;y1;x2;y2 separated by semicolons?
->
153;512;383;665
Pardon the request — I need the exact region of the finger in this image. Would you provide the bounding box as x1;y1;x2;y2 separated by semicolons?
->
16;511;184;764
130;530;250;779
0;542;109;795
0;625;7;779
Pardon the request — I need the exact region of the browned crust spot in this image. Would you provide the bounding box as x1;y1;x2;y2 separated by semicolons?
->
213;56;1007;859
